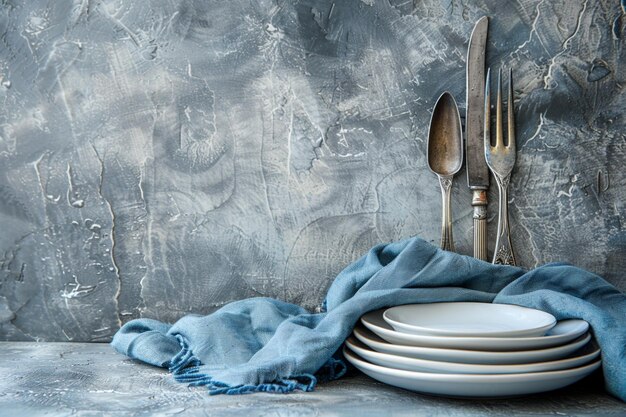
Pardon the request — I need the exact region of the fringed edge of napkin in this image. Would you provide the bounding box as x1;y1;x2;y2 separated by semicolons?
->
167;335;347;395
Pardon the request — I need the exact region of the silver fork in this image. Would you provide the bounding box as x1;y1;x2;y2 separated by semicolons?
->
484;68;517;266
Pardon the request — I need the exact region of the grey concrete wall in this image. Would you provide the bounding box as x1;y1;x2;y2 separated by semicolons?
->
0;0;624;342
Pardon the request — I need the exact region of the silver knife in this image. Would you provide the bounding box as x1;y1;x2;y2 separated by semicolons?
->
465;16;489;261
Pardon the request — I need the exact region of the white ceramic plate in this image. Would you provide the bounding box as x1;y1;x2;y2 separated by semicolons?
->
383;303;556;337
343;346;602;398
353;326;591;365
362;309;589;351
345;336;600;374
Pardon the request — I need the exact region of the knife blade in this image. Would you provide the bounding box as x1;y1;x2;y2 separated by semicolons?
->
465;16;489;261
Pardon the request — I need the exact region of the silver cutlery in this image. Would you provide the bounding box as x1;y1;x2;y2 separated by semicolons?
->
484;68;517;265
465;16;490;261
427;92;464;252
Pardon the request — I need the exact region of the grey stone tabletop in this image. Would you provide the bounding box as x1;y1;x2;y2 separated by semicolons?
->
0;342;624;417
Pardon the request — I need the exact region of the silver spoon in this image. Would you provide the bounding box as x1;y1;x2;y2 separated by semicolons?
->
427;92;464;252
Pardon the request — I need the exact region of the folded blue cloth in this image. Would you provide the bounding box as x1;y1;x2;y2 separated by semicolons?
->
111;237;626;400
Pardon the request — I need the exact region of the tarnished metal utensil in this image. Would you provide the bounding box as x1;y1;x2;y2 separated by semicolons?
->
466;16;490;261
427;92;464;252
484;68;517;265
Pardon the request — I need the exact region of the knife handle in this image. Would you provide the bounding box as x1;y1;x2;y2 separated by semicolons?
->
472;190;488;261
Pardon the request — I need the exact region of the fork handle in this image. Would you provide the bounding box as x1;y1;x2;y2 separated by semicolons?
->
471;190;488;261
492;173;516;266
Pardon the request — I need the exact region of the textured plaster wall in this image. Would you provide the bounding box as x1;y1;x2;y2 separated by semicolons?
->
0;0;624;341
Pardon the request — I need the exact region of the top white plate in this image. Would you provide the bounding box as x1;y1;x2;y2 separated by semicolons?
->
384;303;556;337
362;309;589;351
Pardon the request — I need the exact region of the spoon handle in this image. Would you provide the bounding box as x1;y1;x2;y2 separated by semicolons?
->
438;175;455;252
492;172;516;265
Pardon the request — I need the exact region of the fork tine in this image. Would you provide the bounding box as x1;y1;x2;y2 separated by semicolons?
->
495;68;504;148
507;68;516;151
484;67;491;153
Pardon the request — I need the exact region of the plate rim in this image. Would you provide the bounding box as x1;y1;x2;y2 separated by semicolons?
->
345;334;601;374
343;344;602;382
354;324;592;365
383;302;557;337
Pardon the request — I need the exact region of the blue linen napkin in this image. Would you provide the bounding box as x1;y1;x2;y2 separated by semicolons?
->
111;236;626;400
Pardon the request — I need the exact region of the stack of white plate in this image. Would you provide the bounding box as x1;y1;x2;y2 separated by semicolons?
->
344;303;600;398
